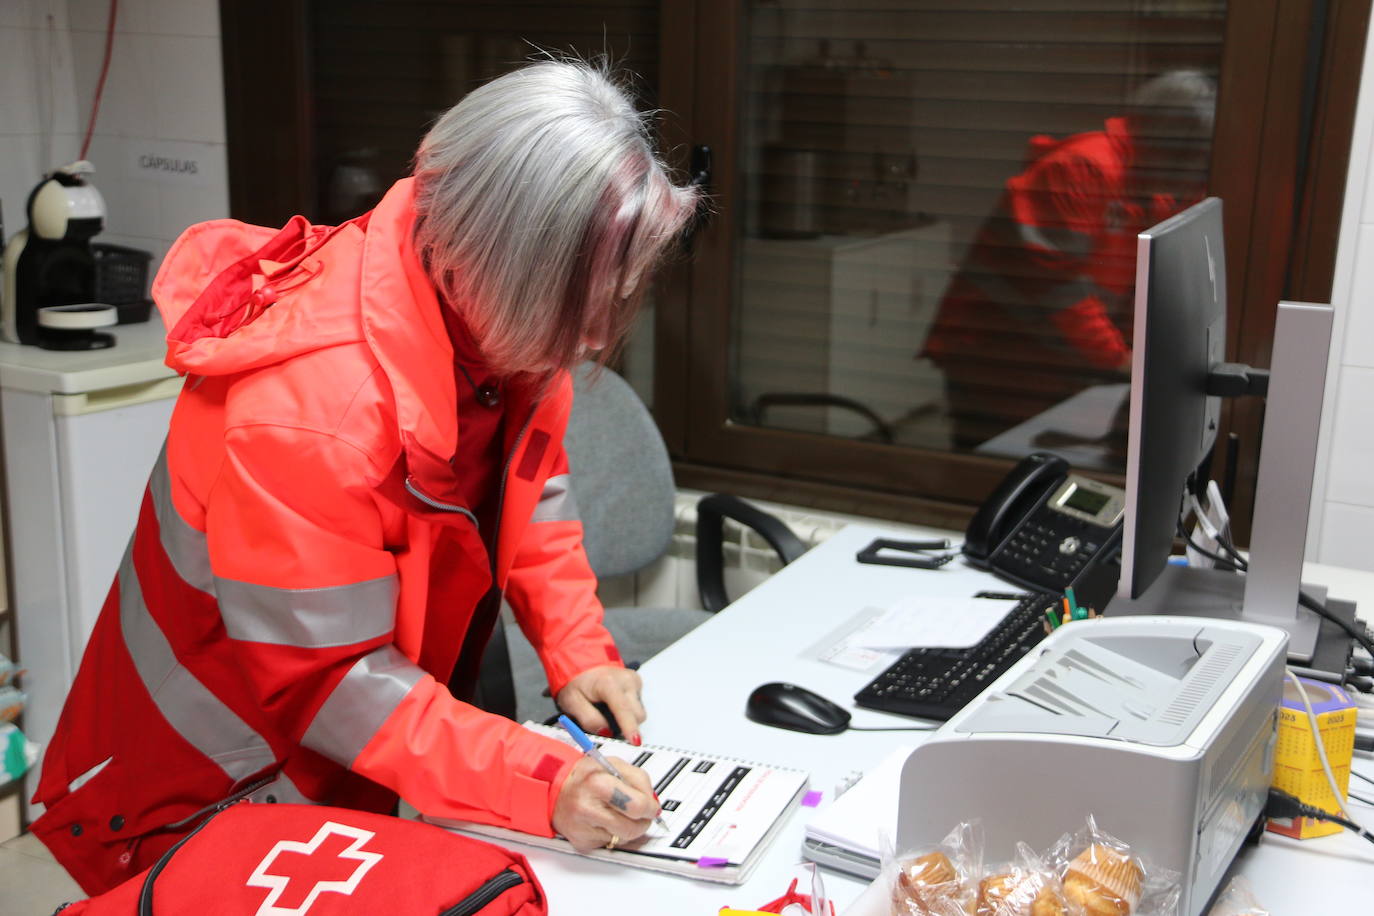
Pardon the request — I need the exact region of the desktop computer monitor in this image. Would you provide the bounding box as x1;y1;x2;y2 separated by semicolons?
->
1110;197;1338;664
1118;197;1226;601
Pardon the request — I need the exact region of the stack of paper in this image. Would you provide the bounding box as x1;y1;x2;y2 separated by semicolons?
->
803;745;917;878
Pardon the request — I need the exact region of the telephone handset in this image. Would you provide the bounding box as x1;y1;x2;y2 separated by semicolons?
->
964;452;1125;593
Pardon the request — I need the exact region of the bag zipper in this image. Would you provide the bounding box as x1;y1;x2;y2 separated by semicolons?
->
437;868;525;916
136;774;273;916
136;798;245;916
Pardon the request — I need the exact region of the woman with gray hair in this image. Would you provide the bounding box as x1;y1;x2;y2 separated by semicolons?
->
32;60;698;892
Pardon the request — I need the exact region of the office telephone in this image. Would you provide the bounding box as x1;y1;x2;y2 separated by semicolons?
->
963;452;1125;593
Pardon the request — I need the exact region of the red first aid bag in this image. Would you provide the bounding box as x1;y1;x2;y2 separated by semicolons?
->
54;802;547;915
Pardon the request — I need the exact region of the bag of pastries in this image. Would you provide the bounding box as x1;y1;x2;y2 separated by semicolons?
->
974;842;1068;916
1047;817;1181;916
886;821;983;916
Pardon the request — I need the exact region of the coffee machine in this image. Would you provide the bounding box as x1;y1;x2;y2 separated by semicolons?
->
1;161;116;349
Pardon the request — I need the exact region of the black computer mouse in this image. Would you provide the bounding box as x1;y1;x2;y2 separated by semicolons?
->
745;682;851;735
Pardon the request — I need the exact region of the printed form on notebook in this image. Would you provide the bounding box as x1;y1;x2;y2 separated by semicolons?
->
428;722;810;885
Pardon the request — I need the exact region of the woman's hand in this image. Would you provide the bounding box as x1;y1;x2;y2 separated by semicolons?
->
556;665;646;744
552;755;659;852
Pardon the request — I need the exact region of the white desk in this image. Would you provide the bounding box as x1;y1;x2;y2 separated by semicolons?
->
974;383;1130;473
506;524;1374;914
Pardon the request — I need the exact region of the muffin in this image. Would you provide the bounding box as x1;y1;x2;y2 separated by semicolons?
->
899;851;959;889
1028;885;1067;916
974;872;1066;916
893;851;965;915
1062;844;1143;916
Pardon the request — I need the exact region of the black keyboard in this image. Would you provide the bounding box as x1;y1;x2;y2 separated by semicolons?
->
853;591;1056;721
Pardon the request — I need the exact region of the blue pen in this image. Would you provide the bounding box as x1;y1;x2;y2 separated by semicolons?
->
557;714;669;832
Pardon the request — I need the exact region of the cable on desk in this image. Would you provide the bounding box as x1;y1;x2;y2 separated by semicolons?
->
1176;522;1245;573
1346;674;1374;694
1176;516;1374;662
1297;590;1374;661
1352;769;1374;788
1347;791;1374;808
1264;788;1374;845
1282;671;1373;846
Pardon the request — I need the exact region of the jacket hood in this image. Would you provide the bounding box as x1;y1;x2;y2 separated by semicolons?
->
1022;116;1133;168
155;213;365;376
153;180;463;470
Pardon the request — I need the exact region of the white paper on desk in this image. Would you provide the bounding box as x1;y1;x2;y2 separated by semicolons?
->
857;596;1020;649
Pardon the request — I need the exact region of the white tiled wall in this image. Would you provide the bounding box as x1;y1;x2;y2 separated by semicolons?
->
0;2;80;239
1312;17;1374;572
66;0;228;267
0;0;228;273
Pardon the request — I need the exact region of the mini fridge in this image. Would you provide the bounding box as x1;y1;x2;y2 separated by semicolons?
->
0;318;179;812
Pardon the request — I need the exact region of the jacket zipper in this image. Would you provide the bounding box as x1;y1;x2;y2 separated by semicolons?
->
405;477;479;525
437;868;525;916
405;385;541;568
488;407;537;579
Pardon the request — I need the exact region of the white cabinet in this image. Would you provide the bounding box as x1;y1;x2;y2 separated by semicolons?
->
737;221;954;441
0;320;179;813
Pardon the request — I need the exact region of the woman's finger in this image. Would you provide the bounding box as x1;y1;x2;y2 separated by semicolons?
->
557;688;610;736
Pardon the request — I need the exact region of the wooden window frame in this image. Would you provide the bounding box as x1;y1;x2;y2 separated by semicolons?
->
220;0;1370;537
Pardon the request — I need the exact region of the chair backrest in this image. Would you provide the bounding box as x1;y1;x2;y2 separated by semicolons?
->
563;362;675;578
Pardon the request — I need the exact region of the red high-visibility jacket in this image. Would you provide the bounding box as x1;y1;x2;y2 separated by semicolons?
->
31;178;621;894
926;117;1188;372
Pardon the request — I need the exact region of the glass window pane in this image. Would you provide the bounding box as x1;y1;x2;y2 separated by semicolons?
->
732;1;1224;473
309;2;660;224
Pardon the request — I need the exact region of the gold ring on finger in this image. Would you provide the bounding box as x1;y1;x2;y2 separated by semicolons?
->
605;833;619;851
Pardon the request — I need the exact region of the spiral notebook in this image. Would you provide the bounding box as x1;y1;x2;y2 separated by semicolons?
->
430;722;810;885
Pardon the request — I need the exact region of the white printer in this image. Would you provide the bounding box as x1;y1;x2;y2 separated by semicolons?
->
896;616;1287;916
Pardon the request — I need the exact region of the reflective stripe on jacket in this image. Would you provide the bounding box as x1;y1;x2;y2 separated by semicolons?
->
31;178;619;894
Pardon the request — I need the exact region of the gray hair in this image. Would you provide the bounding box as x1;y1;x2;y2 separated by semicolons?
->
1128;69;1217;138
412;60;698;374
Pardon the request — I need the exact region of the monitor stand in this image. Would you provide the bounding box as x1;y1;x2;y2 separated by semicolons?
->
1105;564;1326;664
1109;302;1336;665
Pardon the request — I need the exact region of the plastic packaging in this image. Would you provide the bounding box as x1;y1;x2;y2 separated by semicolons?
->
1206;877;1269;916
886;821;983;916
0;685;26;723
974;842;1068;916
1047;816;1181;916
880;817;1183;916
1;723;38;786
0;652;22;687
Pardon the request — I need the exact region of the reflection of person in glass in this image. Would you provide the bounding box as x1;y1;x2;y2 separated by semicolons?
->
925;71;1216;450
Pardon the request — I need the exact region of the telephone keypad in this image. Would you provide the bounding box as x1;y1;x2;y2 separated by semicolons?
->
991;508;1116;592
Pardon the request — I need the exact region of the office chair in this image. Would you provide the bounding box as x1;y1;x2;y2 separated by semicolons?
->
751;391;896;444
479;362;807;724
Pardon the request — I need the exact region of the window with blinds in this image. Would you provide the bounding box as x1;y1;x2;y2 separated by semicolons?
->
731;0;1225;473
308;1;660;225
